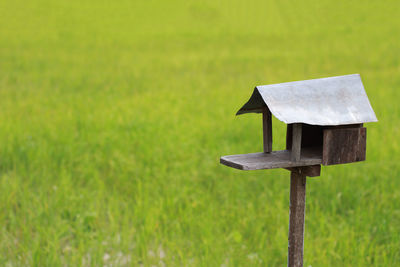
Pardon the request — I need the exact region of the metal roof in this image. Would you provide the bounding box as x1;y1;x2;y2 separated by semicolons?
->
236;74;378;126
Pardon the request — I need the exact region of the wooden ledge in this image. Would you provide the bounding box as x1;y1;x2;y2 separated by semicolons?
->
220;148;322;171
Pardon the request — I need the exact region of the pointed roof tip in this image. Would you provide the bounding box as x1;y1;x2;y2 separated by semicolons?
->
236;74;378;125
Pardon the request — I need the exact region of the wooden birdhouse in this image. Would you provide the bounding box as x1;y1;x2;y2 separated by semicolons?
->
220;74;377;267
221;74;377;172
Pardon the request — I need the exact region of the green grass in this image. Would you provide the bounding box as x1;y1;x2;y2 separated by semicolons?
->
0;0;400;266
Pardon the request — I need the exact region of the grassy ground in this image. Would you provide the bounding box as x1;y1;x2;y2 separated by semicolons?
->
1;0;399;266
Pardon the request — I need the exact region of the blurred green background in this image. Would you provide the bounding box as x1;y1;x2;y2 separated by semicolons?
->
0;0;399;266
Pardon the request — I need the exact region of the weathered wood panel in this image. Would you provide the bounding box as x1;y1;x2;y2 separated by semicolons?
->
262;108;272;153
285;165;321;177
288;171;307;267
322;127;366;165
220;148;322;171
324;123;363;130
286;124;363;150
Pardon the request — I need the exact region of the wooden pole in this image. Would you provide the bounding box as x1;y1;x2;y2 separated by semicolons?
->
288;169;307;267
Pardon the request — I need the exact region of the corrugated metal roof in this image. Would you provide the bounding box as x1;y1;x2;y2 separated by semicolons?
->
236;74;378;126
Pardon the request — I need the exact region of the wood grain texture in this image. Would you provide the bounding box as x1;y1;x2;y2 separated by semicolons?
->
288;171;307;267
285;165;321;177
263;108;273;153
220;148;322;171
322;127;366;165
291;123;302;162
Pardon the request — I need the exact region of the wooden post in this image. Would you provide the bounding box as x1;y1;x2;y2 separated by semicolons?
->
291;123;302;162
263;108;272;153
288;169;307;267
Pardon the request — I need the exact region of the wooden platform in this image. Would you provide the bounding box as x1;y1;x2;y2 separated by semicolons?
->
220;148;322;170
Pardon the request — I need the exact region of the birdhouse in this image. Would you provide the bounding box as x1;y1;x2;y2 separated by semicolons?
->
219;74;377;267
221;74;378;172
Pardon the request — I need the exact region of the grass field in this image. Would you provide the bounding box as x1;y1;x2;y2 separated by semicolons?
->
1;0;400;266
